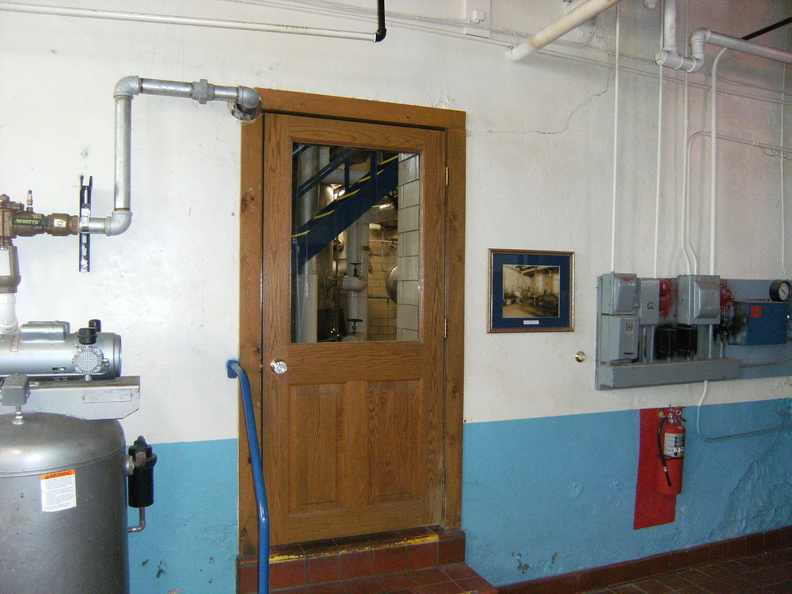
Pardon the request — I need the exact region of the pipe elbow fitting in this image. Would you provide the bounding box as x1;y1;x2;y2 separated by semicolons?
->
690;28;711;47
508;43;535;62
687;28;709;72
655;49;684;68
230;86;262;121
105;210;133;236
114;76;142;99
236;86;261;111
655;49;703;73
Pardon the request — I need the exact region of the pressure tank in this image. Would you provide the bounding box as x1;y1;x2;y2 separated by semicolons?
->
0;412;130;594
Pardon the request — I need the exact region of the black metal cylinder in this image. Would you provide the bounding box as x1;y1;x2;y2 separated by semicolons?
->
127;435;157;508
677;325;698;359
655;326;677;360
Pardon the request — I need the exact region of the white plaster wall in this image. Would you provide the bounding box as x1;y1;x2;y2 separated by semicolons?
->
1;0;791;440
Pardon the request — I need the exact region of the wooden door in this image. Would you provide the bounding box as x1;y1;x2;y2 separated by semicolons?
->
256;112;446;545
239;91;466;553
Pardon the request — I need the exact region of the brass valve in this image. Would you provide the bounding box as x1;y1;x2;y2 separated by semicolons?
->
0;194;79;243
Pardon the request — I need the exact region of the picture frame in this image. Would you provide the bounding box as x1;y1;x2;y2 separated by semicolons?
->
488;249;575;333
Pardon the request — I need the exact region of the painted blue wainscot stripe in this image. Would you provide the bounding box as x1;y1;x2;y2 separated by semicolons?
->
462;399;792;588
127;438;238;594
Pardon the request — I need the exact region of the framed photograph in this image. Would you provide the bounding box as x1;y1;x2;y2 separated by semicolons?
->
488;249;574;333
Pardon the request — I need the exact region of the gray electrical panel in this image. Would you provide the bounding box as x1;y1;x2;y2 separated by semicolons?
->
677;275;721;325
596;272;741;390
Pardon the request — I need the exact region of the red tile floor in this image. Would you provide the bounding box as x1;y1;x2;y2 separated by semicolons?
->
242;535;792;593
586;548;792;593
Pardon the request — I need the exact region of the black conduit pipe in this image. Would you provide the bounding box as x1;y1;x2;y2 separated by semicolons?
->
742;16;792;41
375;0;386;42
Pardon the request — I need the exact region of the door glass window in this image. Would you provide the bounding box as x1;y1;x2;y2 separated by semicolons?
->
291;143;421;343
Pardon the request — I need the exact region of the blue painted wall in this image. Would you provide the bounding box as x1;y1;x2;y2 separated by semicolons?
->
127;439;238;594
461;399;792;587
126;400;792;592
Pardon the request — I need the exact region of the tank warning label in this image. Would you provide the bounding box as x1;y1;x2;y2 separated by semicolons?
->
40;469;77;512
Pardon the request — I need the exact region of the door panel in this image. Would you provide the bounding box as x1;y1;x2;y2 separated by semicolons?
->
262;113;446;544
289;384;343;514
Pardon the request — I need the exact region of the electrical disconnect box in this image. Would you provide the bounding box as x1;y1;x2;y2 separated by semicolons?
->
595;273;792;389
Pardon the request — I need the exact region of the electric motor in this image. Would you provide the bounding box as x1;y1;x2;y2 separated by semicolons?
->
0;320;121;380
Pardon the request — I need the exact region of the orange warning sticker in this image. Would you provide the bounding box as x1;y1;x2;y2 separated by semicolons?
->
40;469;77;512
41;469;76;481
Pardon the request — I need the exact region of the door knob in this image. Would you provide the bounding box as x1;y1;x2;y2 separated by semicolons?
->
270;359;288;375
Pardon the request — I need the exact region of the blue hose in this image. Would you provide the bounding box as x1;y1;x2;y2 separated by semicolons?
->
227;359;269;594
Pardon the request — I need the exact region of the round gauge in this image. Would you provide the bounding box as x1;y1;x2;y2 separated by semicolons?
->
769;279;792;302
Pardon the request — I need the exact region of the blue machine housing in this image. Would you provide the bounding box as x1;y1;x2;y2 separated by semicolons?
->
730;300;789;345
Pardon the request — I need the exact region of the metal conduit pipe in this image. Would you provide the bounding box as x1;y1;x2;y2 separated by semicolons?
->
688;29;792;71
508;0;626;61
0;1;384;43
656;5;792;73
81;76;262;236
653;0;695;71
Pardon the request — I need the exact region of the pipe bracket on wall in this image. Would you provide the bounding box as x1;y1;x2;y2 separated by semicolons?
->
78;175;92;272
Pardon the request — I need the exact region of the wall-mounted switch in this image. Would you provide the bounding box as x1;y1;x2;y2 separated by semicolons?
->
601;272;638;315
638;279;661;326
600;315;640;364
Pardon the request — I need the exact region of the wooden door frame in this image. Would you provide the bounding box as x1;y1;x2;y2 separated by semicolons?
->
237;89;465;555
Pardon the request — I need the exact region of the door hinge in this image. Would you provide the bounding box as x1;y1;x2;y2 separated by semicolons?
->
445;167;449;187
444;318;448;338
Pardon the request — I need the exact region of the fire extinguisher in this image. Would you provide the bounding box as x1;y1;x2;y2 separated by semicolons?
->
657;408;685;495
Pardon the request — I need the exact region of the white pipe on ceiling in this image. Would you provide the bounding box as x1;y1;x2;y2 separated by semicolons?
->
656;1;792;72
0;1;379;42
508;0;626;62
690;29;792;70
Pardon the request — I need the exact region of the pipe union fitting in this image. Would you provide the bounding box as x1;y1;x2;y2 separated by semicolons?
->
191;79;215;104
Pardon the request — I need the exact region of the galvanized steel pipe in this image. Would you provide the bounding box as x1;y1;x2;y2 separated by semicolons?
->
81;76;262;236
0;2;381;42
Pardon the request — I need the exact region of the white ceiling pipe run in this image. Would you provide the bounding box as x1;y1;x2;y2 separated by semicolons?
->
508;0;626;61
661;0;678;53
654;0;693;70
81;76;261;236
656;1;792;73
0;1;381;42
689;29;792;70
659;28;792;73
